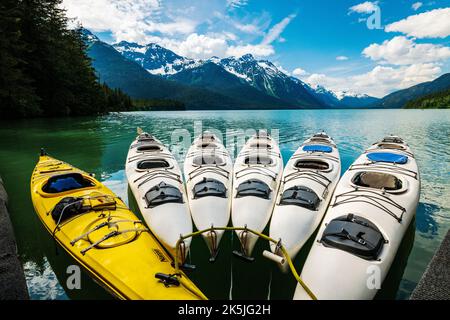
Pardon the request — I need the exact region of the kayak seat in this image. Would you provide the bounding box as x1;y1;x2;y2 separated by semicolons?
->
137;159;170;170
352;171;403;191
303;145;332;153
280;186;320;210
321;214;385;260
193;178;227;199
144;182;183;207
244;155;273;165
43;173;94;193
236;179;271;199
193;154;225;166
295;159;329;171
366;152;408;164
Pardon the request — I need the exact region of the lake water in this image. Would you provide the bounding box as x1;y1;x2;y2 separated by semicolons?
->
0;109;449;300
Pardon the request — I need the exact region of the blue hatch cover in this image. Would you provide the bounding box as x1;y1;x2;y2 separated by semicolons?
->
303;144;332;153
367;152;408;164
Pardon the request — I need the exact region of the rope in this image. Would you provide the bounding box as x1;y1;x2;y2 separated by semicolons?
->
171;226;317;300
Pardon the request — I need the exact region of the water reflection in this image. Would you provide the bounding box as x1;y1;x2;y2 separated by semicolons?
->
0;109;449;299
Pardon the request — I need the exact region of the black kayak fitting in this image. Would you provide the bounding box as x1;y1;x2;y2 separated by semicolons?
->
279;185;320;210
51;197;86;222
145;182;183;207
236;179;271;199
321;214;386;260
193;177;227;199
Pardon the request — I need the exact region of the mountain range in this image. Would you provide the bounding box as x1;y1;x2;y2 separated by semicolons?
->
82;29;450;110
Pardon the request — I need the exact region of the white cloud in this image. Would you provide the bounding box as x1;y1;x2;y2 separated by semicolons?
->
363;36;450;65
171;34;229;59
349;1;378;14
336;55;349;61
62;0;197;43
235;23;263;35
292;68;309;77
261;13;296;45
385;8;450;38
226;44;275;57
303;63;441;97
226;0;248;9
412;2;423;11
274;63;291;76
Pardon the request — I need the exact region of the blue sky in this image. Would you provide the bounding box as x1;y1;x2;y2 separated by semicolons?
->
62;0;450;97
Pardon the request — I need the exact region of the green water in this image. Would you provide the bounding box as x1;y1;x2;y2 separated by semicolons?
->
0;109;449;300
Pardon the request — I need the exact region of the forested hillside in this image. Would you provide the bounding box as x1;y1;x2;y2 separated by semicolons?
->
0;0;132;118
404;89;450;109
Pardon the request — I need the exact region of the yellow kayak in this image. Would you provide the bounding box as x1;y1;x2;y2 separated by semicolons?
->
30;153;206;300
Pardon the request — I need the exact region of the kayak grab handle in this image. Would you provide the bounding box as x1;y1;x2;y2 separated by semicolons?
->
262;250;286;266
171;226;317;300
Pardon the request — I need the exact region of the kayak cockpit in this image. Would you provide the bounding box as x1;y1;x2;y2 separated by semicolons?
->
137;159;171;170
352;171;404;191
193;154;225;166
43;173;95;193
294;159;330;171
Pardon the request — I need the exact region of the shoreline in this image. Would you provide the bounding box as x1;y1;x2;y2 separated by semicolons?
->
0;176;29;300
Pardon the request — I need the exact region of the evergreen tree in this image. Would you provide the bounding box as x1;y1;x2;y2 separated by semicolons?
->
0;0;134;118
0;0;40;118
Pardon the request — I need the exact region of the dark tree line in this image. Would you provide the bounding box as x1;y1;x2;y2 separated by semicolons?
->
0;0;133;118
404;88;450;109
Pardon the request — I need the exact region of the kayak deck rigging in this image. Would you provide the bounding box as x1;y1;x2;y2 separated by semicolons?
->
283;170;332;199
187;165;230;181
331;188;406;222
135;170;183;188
235;166;279;181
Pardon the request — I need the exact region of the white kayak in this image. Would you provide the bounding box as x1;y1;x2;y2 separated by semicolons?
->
231;132;283;260
269;132;341;271
125;132;193;263
294;135;420;300
183;132;233;261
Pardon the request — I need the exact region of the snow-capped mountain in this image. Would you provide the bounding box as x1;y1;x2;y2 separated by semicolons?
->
303;84;379;107
108;36;378;108
112;41;200;75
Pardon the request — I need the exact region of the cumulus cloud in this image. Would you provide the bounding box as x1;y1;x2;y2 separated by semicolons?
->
292;68;309;77
348;1;378;14
412;2;423;11
62;0;197;43
302;63;441;98
336;56;349;61
169;34;229;59
363;36;450;65
226;44;275;57
385;8;450;38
